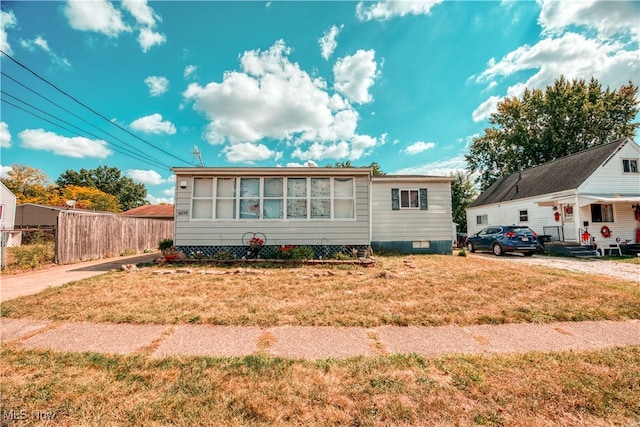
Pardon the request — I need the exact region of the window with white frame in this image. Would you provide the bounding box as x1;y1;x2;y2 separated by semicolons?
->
476;214;488;225
191;176;355;220
400;189;419;208
622;159;639;173
391;188;428;210
519;210;528;222
591;204;614;223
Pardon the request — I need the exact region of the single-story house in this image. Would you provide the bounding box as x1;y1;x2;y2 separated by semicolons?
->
15;203;116;228
466;138;640;254
1;182;16;230
171;167;454;256
120;204;174;220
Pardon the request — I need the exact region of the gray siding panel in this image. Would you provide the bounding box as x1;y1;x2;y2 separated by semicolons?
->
371;180;452;242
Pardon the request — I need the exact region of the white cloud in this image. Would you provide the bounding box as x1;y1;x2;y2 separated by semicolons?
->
64;0;131;37
356;0;444;22
537;0;639;40
319;25;342;60
1;9;17;55
65;0;165;52
403;141;436;155
144;76;169;96
473;0;639;121
130;113;176;135
292;141;350;161
472;96;501;122
0;122;11;148
19;129;112;158
20;36;71;68
285;160;319;167
184;65;198;79
138;27;166;52
223;142;277;163
394;154;468;177
122;0;159;28
0;165;13;178
333;49;379;104
183;40;380;163
126;169;166;185
146;194;174;204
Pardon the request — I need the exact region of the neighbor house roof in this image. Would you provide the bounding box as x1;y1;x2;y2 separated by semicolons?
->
120;204;174;219
469;138;631;208
16;203;116;215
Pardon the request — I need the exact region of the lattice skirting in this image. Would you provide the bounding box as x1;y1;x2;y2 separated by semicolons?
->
175;245;371;260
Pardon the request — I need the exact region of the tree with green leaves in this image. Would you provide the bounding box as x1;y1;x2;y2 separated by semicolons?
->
327;161;386;176
450;171;477;233
466;77;639;190
56;166;147;211
2;164;55;205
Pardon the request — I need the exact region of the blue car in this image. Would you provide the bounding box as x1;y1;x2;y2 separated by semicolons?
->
465;225;540;256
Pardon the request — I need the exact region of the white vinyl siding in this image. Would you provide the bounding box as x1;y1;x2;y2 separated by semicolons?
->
372;179;451;242
581;143;640;194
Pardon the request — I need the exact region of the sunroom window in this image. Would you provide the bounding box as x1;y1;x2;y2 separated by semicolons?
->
190;176;356;221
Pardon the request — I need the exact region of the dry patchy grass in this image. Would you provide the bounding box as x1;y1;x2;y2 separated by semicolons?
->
2;256;639;327
1;345;639;426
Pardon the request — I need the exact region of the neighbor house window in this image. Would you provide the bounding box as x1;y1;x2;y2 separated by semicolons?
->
591;204;614;223
192;176;355;220
476;214;488;225
519;210;528;222
622;159;639;173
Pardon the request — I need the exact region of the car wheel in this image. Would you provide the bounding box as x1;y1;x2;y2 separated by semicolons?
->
523;251;535;257
466;242;475;253
492;243;504;256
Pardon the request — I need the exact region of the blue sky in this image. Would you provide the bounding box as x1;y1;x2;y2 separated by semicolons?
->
1;0;638;204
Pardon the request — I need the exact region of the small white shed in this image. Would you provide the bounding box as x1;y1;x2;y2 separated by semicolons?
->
0;182;16;230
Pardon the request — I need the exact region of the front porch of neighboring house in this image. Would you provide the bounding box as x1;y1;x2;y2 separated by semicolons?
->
537;196;640;257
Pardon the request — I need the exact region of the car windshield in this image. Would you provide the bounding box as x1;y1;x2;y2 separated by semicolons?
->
507;226;533;234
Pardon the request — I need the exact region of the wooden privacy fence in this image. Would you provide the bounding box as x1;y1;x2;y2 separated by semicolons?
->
56;211;173;264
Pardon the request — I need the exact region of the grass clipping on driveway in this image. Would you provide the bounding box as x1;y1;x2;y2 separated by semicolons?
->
3;255;639;326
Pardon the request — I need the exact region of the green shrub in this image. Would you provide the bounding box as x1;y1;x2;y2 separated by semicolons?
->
7;243;55;270
330;251;353;260
289;246;314;260
213;250;232;260
158;238;174;252
458;248;467;257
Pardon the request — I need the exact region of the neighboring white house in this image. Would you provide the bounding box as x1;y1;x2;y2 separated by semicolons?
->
0;182;16;230
466;138;640;251
171;167;454;256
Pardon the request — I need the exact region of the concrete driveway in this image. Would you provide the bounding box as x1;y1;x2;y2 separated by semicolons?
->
468;252;639;282
0;253;159;302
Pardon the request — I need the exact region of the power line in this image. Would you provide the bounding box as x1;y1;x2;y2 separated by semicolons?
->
0;49;192;166
1;98;170;170
1;71;174;169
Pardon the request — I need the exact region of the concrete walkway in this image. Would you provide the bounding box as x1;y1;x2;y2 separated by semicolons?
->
2;317;638;359
0;252;160;302
2;253;639;360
